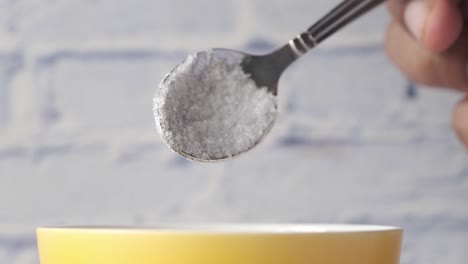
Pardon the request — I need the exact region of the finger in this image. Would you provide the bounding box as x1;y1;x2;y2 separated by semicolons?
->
387;0;463;52
453;96;468;149
465;0;468;20
423;0;464;52
385;21;468;92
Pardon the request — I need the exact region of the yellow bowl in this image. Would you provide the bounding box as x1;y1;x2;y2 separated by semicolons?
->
37;224;403;264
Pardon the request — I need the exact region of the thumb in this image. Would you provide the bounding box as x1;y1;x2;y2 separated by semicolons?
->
389;0;463;53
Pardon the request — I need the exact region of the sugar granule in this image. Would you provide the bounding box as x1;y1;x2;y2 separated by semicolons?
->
153;50;277;161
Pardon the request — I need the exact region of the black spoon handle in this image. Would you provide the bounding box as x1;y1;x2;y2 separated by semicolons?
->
289;0;385;57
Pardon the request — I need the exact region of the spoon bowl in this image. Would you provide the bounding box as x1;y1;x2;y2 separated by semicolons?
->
154;49;278;162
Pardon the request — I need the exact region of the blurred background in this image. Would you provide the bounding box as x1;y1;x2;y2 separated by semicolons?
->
0;0;467;263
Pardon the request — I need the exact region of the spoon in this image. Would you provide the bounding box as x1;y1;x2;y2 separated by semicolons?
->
154;0;385;162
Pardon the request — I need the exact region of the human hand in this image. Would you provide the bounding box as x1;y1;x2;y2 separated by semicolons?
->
385;0;468;148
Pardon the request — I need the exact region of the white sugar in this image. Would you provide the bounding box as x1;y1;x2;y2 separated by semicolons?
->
153;50;277;161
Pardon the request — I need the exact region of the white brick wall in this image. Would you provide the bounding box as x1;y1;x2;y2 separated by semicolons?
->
0;1;467;264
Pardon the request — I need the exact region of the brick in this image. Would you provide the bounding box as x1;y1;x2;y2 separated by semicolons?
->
274;46;461;144
0;146;224;226
0;248;9;264
11;247;38;264
247;0;389;45
281;47;405;117
0;54;22;129
217;143;468;222
0;248;38;264
0;0;14;41
403;231;468;264
0;230;37;264
15;0;237;47
34;52;183;140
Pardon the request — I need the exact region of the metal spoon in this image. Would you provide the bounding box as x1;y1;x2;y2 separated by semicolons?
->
154;0;385;162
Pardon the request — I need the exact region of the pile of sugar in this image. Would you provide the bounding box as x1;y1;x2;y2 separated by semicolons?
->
153;50;277;161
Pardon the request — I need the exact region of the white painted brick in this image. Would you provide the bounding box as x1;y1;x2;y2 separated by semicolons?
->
0;230;37;264
0;0;14;42
33;52;182;142
0;59;11;128
214;143;468;221
9;248;38;264
0;54;21;129
0;146;225;226
14;0;238;48
281;46;405;117
14;249;38;264
274;46;463;144
247;1;389;44
403;231;468;264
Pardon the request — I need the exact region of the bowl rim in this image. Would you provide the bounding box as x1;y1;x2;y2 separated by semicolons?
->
37;223;403;234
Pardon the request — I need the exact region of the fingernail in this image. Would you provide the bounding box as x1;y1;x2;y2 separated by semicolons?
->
404;0;428;40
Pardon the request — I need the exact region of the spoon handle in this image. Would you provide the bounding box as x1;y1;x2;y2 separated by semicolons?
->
288;0;385;57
